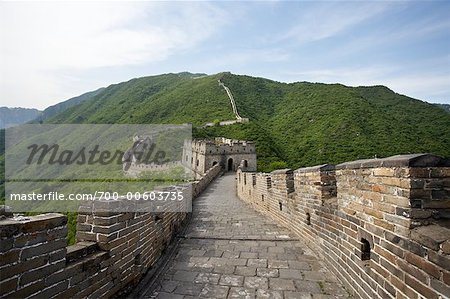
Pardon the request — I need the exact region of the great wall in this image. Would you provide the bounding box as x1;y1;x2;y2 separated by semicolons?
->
202;81;249;128
237;154;450;299
1;138;449;298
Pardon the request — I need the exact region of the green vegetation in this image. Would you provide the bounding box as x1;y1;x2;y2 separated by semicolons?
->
2;71;450;244
4;71;450;182
49;73;234;125
36;71;450;169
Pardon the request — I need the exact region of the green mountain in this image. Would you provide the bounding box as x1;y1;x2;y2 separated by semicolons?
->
44;72;450;171
2;71;449;244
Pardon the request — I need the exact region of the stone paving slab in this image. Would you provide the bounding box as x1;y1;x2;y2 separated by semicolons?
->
145;174;351;298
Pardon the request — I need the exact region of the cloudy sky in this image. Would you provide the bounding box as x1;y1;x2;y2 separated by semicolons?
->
1;1;449;109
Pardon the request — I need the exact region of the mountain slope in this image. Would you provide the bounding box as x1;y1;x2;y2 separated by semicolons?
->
49;73;234;124
0;107;41;128
43;72;450;170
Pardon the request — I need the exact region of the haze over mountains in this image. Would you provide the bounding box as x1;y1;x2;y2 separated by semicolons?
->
0;107;41;129
17;71;447;171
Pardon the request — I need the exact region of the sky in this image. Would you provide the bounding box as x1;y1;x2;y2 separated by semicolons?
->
0;1;449;109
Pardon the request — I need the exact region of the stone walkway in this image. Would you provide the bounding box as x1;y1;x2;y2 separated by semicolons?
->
146;174;350;299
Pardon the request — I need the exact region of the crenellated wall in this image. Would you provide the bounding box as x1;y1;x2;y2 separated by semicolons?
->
0;164;222;299
237;154;450;299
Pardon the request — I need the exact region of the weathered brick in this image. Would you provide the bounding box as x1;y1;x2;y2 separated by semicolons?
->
405;274;439;299
422;199;450;209
0;249;20;267
76;231;97;242
14;227;67;248
382;195;410;208
404;252;440;278
384;231;426;257
443;270;450;285
390;275;418;299
44;268;71;287
373;168;396;177
92;222;126;234
380;257;403;279
408;168;432;178
77;214;87;223
20;238;67;261
428;250;450;270
383;280;396;297
411;225;450;250
30;280;69;299
0;238;14;253
363;207;384;219
93;215;120;226
396;259;427;284
430;278;450;298
0;255;48;281
373;219;394;231
0;276;18;295
6;279;45;298
373;202;395;214
380;240;404;258
0;214;66;238
19;260;65;286
383;214;411;229
97;232;118;244
76;223;92;232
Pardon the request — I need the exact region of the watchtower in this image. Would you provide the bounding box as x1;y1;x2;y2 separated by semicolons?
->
182;137;256;176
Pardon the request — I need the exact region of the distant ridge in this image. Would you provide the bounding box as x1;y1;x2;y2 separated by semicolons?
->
39;72;450;171
0;107;41;129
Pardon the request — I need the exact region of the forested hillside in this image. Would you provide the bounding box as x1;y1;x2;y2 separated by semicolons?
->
44;72;450;171
2;72;449;244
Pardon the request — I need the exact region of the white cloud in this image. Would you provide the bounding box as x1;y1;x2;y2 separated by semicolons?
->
0;2;229;108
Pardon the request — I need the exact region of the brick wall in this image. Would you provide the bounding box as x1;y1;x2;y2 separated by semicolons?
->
0;165;223;298
237;154;450;299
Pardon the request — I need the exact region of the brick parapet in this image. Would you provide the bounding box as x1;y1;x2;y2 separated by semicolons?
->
0;164;223;298
237;154;450;299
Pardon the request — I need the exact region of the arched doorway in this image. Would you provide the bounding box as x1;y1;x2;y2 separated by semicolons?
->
244;160;248;167
227;158;233;171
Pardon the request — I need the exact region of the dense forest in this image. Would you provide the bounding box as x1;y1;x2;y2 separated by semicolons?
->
2;72;449;244
44;72;450;171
